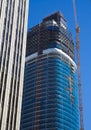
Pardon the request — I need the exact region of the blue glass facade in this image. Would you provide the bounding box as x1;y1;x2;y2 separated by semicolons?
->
20;12;79;130
21;54;79;130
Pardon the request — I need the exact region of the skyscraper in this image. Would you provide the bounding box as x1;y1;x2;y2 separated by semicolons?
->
21;12;79;130
0;1;29;130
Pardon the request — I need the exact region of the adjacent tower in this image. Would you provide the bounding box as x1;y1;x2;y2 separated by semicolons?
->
0;0;29;130
21;12;79;130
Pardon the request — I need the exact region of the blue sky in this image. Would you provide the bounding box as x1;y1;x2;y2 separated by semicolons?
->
28;0;91;129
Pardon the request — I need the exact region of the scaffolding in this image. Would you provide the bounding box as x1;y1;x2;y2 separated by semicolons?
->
27;12;74;60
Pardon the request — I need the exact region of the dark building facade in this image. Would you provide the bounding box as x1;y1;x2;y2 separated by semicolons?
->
20;12;79;130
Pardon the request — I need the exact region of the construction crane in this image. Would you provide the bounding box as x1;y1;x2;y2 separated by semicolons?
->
72;0;84;130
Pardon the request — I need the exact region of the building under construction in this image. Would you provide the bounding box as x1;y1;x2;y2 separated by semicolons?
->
20;11;79;130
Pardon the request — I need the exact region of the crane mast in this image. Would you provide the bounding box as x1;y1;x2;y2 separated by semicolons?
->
72;0;84;130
